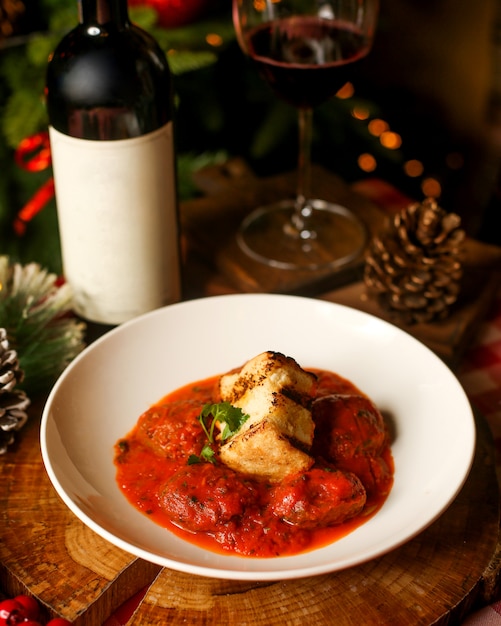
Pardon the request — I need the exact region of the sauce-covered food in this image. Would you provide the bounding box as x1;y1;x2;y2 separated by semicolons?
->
114;351;394;558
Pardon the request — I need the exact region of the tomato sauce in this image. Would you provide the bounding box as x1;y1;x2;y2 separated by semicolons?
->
114;369;394;558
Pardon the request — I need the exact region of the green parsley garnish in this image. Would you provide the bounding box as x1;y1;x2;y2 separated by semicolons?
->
190;402;250;465
199;402;250;442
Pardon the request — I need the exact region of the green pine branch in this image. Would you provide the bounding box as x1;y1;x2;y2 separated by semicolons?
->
0;256;86;395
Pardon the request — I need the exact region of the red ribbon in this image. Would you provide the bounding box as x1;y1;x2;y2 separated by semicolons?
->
13;131;55;235
15;132;52;171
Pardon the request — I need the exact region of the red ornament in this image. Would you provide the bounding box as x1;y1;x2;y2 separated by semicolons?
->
128;0;211;28
12;596;40;621
0;596;73;626
0;598;26;625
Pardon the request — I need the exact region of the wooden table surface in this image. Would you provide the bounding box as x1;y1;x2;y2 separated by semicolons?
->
1;164;501;625
0;389;499;625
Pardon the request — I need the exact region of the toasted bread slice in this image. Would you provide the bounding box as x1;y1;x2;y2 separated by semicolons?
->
220;351;316;404
227;386;314;447
217;351;316;480
219;419;314;482
219;351;316;447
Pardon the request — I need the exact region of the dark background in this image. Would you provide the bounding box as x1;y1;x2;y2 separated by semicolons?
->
1;0;500;274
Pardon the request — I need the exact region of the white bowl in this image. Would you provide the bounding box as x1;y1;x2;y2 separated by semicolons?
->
40;293;475;580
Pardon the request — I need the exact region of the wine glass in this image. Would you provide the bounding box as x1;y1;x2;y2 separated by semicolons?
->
233;0;379;271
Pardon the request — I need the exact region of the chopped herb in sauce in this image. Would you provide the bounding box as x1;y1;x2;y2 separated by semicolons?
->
190;402;250;465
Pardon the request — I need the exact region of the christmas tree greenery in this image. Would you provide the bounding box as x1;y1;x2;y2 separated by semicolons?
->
0;255;86;395
0;0;234;151
0;0;387;276
0;0;236;273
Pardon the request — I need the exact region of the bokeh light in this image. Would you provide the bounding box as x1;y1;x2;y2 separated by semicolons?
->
380;131;402;150
206;33;223;47
358;153;377;173
352;107;370;120
404;159;424;177
336;82;354;99
368;119;388;137
421;177;442;198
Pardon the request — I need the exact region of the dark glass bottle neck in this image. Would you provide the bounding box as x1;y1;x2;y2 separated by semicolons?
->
78;0;130;27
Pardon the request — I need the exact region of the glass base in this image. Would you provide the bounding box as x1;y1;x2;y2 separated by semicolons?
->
237;199;368;271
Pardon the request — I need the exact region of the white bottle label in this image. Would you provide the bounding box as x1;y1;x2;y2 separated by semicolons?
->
49;123;181;325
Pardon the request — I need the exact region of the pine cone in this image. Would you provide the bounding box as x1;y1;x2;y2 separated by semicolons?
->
0;328;30;453
364;198;465;324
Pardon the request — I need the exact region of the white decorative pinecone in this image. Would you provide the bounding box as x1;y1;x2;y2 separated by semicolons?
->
0;328;30;453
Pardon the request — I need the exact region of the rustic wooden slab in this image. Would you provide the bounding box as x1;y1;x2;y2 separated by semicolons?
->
320;240;501;367
181;160;387;295
0;398;162;625
0;378;498;624
38;409;501;624
128;412;490;623
181;161;501;365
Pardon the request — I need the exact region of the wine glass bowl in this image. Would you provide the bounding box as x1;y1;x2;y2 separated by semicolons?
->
233;0;378;271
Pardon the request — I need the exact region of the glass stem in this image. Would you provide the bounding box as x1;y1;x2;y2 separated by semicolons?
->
292;107;315;238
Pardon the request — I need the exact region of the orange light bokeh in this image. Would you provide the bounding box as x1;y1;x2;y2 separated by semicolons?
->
380;131;402;150
336;82;354;99
358;153;377;173
352;107;370;120
206;33;223;46
368;119;388;137
404;159;424;177
421;177;442;198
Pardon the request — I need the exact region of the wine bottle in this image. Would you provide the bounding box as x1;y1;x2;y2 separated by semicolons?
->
46;0;181;325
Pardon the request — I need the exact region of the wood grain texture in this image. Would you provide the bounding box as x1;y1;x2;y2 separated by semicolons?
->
0;399;162;624
0;372;498;625
181;161;386;295
181;161;501;366
320;242;501;368
119;411;500;625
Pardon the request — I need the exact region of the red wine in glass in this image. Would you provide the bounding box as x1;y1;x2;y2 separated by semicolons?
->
233;0;378;272
246;17;370;108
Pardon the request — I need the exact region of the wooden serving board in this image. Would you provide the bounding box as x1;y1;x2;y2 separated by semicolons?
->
0;396;498;624
0;397;162;625
181;160;388;296
181;161;501;366
319;239;501;368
